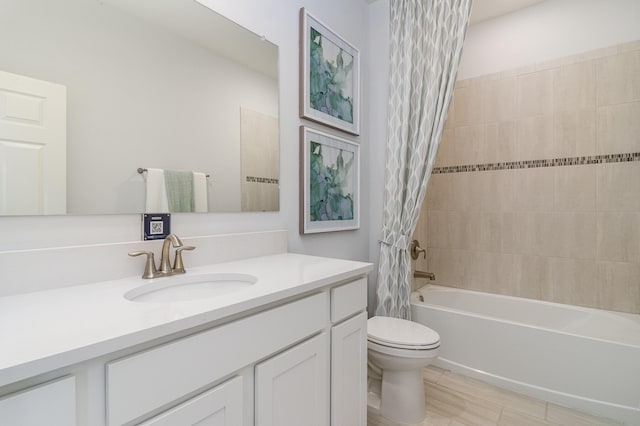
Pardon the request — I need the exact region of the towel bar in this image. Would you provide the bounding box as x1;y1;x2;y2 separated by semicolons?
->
137;168;210;178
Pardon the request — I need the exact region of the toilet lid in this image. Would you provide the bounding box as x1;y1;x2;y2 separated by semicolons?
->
367;316;440;350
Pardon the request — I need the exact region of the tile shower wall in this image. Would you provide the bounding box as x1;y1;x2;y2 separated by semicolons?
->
416;40;640;314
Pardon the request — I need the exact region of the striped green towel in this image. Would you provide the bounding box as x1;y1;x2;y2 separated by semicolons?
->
164;170;194;212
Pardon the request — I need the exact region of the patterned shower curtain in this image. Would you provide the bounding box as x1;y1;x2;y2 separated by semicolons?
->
375;0;472;319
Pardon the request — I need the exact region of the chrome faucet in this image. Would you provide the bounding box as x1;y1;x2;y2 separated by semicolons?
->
129;234;196;279
414;270;435;280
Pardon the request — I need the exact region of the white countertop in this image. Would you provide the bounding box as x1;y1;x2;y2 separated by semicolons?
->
0;253;372;387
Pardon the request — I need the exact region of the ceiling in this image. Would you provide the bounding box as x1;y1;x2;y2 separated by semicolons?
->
470;0;547;24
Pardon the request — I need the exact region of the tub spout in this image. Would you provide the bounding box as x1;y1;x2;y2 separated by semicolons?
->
414;270;435;280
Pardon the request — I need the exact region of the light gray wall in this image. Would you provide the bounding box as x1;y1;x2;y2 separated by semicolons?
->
458;0;640;79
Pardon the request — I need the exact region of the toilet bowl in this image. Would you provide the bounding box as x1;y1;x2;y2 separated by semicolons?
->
367;316;440;424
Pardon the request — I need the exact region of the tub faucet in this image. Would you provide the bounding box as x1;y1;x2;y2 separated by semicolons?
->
414;270;435;280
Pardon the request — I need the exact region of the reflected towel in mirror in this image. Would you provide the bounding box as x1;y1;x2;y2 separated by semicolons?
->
164;170;194;212
144;168;169;212
193;172;208;213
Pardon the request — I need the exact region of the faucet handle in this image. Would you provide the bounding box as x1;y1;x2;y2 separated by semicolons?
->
172;245;196;274
129;251;159;279
409;239;426;260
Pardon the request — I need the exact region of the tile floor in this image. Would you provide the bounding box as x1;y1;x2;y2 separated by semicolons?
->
367;366;622;426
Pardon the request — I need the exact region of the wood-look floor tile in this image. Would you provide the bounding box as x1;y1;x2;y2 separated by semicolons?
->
367;368;621;426
546;403;622;425
425;382;502;426
435;371;547;419
498;408;558;426
424;365;446;383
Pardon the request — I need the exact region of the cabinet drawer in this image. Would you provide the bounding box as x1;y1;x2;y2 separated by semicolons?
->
330;278;367;323
0;376;76;426
107;292;328;426
139;376;243;426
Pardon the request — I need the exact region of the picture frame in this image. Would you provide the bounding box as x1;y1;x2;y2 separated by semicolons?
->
300;8;360;135
300;126;360;234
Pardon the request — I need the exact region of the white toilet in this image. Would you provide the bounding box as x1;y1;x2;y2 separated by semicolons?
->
367;315;440;424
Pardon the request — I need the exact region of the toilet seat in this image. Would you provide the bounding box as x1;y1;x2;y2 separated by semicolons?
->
367;316;440;350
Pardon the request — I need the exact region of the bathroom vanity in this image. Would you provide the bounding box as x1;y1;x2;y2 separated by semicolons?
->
0;253;372;426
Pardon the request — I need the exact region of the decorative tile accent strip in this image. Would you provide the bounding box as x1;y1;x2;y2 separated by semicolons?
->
245;176;279;184
432;152;640;174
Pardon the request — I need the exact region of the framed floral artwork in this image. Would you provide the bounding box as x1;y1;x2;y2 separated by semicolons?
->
300;8;360;135
300;126;360;234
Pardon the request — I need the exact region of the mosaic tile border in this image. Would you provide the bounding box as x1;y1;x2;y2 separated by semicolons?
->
245;176;279;184
432;152;640;174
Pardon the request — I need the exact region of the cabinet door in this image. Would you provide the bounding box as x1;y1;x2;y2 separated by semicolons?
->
139;376;242;426
255;333;329;426
0;376;76;426
331;312;367;426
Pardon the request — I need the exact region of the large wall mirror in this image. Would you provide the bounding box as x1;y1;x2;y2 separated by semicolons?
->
0;0;279;215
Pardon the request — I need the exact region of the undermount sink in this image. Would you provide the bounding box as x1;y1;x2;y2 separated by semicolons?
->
125;272;258;303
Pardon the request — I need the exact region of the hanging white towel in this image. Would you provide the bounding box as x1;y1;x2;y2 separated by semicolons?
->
193;171;208;213
144;168;169;212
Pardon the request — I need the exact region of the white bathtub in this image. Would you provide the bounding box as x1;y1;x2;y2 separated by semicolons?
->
411;284;640;425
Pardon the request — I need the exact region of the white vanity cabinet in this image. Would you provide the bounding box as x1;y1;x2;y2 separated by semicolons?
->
329;279;368;426
0;255;371;426
138;376;243;426
255;333;330;426
0;376;76;426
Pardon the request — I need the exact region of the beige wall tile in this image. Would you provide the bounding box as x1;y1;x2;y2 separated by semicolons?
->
457;171;485;211
596;162;640;212
554;213;597;259
435;129;454;167
499;212;521;254
554;109;597;158
427;248;465;288
453;125;484;165
453;83;484;126
555;60;596;112
514;255;550;300
528;213;596;259
529;213;559;257
596;261;640;314
597;212;640;263
554;164;596;212
425;174;452;211
426;210;450;249
483;76;516;123
596;101;640;154
618;39;640;53
483;121;517;164
517;69;555;118
517;115;555;160
513;168;555;212
596;50;640;106
463;251;515;295
547;258;598;307
482;170;515;212
440;210;473;250
476;212;502;252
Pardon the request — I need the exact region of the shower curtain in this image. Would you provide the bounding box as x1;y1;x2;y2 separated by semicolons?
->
375;0;472;319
